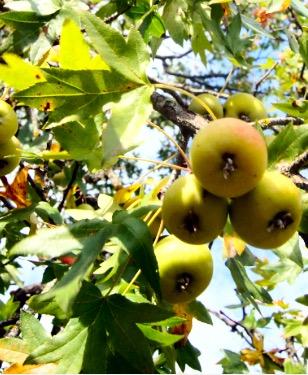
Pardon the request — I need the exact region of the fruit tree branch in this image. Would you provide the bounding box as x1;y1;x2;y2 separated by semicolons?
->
255;117;305;128
151;92;208;133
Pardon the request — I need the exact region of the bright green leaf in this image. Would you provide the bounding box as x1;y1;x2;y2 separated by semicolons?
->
102;85;154;167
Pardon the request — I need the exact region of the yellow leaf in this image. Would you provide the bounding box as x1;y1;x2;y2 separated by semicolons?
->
4;363;57;374
241;348;264;366
273;299;289;309
268;0;291;13
114;182;142;204
252;332;264;353
0;54;46;91
223;232;246;258
38;45;60;67
0;338;29;364
150;176;170;199
59;19;109;70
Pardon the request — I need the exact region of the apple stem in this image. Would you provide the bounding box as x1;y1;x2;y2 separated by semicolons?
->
267;211;293;232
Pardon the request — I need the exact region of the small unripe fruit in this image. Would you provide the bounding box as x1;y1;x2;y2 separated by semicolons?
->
190;118;268;198
162;174;228;244
0;136;21;176
230;171;302;249
155;235;213;304
189;93;223;119
224;93;267;121
0;100;18;143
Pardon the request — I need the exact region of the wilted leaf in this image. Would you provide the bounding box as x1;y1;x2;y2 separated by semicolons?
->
0;168;31;208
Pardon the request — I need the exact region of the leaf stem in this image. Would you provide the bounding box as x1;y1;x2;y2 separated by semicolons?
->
118;155;190;171
146;120;191;168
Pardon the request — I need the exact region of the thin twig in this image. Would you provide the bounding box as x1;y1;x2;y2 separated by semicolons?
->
253;62;278;95
58;162;80;211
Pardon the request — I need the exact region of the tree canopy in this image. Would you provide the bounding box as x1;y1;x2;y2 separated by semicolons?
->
0;0;307;373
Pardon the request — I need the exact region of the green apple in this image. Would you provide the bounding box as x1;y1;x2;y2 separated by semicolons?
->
189;93;223;119
0;100;18;144
155;235;213;304
190;118;268;198
0;136;21;176
230;171;302;249
224;93;267;121
162;174;228;244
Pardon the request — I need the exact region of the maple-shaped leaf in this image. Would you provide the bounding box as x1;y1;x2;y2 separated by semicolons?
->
0;168;31;208
14;67;140;121
26;284;173;374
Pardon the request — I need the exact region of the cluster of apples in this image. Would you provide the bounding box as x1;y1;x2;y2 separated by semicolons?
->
0;100;21;176
155;93;302;305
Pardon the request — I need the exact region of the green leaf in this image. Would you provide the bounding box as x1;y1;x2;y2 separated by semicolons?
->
27;317;90;373
226;258;272;311
0;11;52;25
102;294;173;373
299;32;308;66
273;102;308;119
9;219;108;258
296;294;308;306
20;312;50;351
139;12;165;43
137;324;183;346
176;340;201;372
291;0;308;17
0;298;19;321
187;300;213;324
218;349;248;374
284;359;306;374
191;22;211;65
81;12;149;84
102;85;154;167
34;201;63;225
241;14;274;39
29;226;113;317
112;211;161;297
53;117;101;168
15;67;136;121
162;0;189;46
273;233;303;268
268;124;308;166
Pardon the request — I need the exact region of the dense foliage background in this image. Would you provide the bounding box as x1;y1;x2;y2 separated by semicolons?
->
0;0;307;373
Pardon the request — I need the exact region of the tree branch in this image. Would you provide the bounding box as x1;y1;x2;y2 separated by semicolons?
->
151;92;208;133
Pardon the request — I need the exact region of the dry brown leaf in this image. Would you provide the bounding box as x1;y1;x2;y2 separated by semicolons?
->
0;168;31;207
